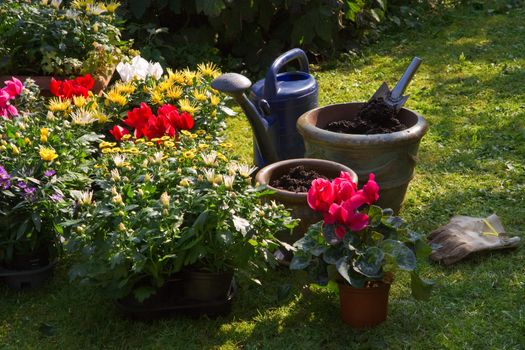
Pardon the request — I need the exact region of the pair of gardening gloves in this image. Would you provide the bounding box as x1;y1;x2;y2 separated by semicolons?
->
428;214;520;265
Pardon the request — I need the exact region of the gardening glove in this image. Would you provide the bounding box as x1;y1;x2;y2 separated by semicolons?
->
428;214;520;265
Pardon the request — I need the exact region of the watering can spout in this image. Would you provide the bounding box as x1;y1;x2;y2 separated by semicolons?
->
211;73;279;164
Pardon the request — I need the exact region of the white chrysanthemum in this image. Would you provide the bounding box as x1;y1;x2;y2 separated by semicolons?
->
70;108;97;126
201;151;217;166
111;154;126;167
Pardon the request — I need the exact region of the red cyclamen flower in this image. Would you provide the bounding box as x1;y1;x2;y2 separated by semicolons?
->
109;125;130;141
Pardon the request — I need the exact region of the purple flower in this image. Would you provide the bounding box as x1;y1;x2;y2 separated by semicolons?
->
50;193;64;202
23;186;36;200
0;165;10;189
44;169;56;177
17;181;27;189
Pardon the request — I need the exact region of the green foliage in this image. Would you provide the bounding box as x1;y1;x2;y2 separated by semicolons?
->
0;0;129;76
65;133;297;300
119;0;387;74
0;79;100;264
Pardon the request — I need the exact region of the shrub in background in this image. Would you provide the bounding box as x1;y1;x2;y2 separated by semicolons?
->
118;0;388;75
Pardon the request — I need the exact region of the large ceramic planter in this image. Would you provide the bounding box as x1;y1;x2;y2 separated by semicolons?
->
297;102;428;213
0;71;113;97
255;158;357;244
338;281;391;328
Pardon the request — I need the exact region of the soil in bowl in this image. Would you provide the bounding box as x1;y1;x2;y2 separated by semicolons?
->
269;165;327;193
325;97;408;134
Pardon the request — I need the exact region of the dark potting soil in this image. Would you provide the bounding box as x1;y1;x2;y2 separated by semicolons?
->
325;97;409;134
270;165;328;193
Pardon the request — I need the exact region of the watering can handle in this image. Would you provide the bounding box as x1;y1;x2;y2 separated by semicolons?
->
264;48;310;99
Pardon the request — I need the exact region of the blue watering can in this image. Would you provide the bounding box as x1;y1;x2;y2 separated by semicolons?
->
211;48;318;167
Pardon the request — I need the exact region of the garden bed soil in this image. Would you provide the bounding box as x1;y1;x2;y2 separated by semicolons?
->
270;165;327;193
325;97;408;134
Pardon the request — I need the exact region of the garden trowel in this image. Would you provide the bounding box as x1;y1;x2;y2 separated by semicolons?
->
368;56;422;113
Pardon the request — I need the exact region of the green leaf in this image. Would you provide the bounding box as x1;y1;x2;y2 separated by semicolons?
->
133;286;156;303
376;0;387;10
169;0;181;12
128;0;151;19
368;205;383;227
411;271;435;301
353;247;384;278
370;8;381;22
383;240;417;271
323;245;345;265
195;0;225;17
31;212;41;232
322;224;339;245
289;253;311;270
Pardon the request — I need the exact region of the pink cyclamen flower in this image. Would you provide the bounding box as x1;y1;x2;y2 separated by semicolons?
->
0;89;18;119
3;77;23;98
333;171;357;202
357;173;380;205
307;178;335;212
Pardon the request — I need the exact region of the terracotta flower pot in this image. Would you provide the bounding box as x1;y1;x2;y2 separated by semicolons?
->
297;102;428;213
338;281;391;328
255;158;357;244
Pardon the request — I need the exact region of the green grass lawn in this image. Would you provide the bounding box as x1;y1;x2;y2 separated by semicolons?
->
2;3;525;349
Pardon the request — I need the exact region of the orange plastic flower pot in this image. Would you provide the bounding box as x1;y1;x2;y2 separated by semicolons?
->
338;281;391;328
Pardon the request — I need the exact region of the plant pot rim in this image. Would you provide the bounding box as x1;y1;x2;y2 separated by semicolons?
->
337;280;391;292
255;158;358;200
297;102;429;148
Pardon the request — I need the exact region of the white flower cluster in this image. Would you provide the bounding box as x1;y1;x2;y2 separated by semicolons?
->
116;56;163;83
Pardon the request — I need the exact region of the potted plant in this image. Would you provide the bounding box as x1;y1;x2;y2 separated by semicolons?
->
255;158;356;263
289;172;433;328
0;77;99;289
296;102;428;213
64;130;296;315
0;0;130;95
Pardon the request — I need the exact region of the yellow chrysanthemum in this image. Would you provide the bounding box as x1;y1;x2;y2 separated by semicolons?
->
167;69;186;84
135;138;145;144
111;147;122;153
121;134;132;141
48;97;71;112
73;95;87;108
163;141;175;147
211;110;217;118
179;99;200;114
182;69;201;86
198;143;209;150
129;147;140;154
166;86;183;99
40;128;49;137
150;91;164;105
39;148;58;162
93;112;109;123
221;142;233;149
197;62;221;78
145;142;155;147
182;150;195;159
157;80;173;92
210;95;220;106
180;130;192;137
105;1;120;13
217;152;228;162
196;130;206;136
192;89;207;101
101;148;112;154
24;137;31;145
114;82;136;95
11;144;20;155
105;90;127;106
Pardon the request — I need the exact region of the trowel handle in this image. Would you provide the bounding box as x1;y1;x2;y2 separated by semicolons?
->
390;57;422;100
264;48;310;98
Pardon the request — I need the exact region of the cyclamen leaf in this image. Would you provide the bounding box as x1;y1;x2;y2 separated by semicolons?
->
289;253;311;270
411;271;435;301
383;239;417;271
353;247;384;278
323;245;345;265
